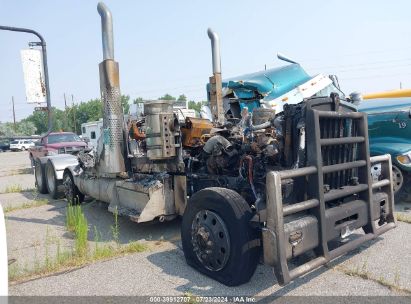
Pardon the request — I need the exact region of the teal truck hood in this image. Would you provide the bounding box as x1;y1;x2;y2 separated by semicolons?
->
358;98;411;114
207;64;312;101
359;97;411;171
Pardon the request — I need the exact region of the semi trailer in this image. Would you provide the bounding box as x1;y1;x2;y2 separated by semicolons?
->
34;2;396;286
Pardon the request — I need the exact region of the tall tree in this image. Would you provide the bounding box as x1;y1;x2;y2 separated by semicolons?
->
121;95;131;114
158;94;176;101
133;97;144;104
188;100;207;113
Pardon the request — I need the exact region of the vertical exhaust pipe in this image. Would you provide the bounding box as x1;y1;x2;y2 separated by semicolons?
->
207;28;221;74
207;28;225;125
97;2;114;60
97;2;125;174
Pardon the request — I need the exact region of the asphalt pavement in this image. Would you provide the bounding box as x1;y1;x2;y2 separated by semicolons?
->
1;151;411;297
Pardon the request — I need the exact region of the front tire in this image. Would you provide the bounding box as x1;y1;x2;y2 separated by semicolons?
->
34;160;48;194
63;171;84;204
393;165;411;202
181;187;260;286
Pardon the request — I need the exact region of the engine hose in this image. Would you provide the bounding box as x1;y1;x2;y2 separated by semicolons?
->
251;121;271;131
239;155;258;200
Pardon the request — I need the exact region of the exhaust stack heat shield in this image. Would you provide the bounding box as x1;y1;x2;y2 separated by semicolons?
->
99;59;125;174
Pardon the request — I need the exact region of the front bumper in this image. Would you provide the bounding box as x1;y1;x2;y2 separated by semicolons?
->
261;99;396;286
262;155;396;285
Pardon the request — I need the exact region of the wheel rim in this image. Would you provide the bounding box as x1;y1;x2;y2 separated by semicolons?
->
392;165;404;194
46;164;55;192
35;163;43;189
63;174;74;203
191;210;230;272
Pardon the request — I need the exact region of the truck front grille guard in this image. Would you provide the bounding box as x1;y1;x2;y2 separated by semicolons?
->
262;109;396;285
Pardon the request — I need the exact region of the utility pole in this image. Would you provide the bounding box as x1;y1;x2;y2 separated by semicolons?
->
72;94;77;134
12;96;16;132
64;93;68;131
0;25;53;135
400;82;402;89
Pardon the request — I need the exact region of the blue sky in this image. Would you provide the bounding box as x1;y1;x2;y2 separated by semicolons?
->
1;0;411;122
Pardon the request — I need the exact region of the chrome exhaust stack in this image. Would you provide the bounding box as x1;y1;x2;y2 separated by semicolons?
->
207;28;225;125
97;2;125;174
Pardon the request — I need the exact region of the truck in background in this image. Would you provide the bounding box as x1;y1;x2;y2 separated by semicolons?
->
29;131;88;198
32;2;396;287
81;119;103;150
359;89;411;202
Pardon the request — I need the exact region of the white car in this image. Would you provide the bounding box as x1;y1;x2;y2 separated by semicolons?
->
9;139;34;151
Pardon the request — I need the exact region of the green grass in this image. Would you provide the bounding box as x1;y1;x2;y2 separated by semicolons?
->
0;184;36;194
9;239;148;283
3;199;48;213
334;263;411;294
9;207;148;283
111;207;120;245
66;204;89;256
395;212;411;224
2;184;22;193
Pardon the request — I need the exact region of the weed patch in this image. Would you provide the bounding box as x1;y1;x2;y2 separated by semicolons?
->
334;263;411;294
9;209;148;283
2;184;22;193
66;204;89;256
3;199;48;213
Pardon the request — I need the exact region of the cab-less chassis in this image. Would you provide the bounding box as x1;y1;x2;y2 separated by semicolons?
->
35;2;396;286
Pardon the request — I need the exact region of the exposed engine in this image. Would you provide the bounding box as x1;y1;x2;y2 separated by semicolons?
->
127;98;310;211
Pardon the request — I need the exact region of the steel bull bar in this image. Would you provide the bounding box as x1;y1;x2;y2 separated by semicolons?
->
262;108;396;286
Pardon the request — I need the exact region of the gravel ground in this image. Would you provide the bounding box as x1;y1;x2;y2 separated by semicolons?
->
1;150;411;297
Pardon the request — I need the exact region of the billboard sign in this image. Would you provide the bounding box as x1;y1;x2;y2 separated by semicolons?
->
21;48;46;104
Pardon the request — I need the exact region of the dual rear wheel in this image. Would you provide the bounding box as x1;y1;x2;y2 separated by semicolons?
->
34;160;73;200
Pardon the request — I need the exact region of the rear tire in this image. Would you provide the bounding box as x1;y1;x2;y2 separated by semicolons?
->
34;160;48;194
46;161;60;199
63;171;84;204
181;187;260;286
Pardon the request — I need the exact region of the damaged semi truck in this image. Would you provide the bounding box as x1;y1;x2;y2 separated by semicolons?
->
35;2;396;286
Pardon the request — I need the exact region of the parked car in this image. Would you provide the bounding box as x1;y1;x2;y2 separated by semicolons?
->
29;132;88;198
9;139;34;151
0;140;10;152
29;132;88;161
359;96;411;202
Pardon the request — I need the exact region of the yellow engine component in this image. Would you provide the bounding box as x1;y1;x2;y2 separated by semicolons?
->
129;120;146;140
181;117;213;147
363;89;411;100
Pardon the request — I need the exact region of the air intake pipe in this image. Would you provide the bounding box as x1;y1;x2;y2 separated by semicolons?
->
97;2;125;174
207;28;225;125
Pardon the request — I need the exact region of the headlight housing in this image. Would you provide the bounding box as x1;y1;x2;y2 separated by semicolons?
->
396;153;411;165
